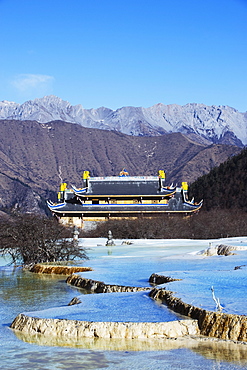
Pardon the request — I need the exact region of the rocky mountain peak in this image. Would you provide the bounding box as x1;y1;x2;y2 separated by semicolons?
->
0;95;246;146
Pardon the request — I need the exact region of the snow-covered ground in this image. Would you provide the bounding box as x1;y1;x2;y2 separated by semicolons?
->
24;237;247;320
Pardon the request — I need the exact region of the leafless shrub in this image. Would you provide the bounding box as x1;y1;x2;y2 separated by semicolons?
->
0;214;88;267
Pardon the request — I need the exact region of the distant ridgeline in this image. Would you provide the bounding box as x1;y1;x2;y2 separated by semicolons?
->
189;147;247;211
47;170;203;228
0;118;241;215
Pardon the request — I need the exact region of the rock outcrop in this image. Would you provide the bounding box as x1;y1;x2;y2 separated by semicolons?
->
30;264;92;275
11;313;199;339
68;297;82;306
150;288;247;342
66;275;150;293
149;273;181;285
198;244;247;257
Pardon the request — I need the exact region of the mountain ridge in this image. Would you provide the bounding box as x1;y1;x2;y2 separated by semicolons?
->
0;95;246;146
0;118;241;213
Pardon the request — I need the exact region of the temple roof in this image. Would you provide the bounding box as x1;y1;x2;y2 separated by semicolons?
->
85;176;164;196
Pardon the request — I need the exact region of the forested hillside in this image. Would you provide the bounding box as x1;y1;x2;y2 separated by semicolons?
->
189;148;247;211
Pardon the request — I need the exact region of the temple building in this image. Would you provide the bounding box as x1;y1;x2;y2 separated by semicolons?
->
47;170;203;227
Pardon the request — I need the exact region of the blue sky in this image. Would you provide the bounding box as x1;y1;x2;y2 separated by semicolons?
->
1;0;247;111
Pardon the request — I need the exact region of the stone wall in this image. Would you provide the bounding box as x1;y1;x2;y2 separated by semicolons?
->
150;288;247;342
66;274;150;293
11;313;199;339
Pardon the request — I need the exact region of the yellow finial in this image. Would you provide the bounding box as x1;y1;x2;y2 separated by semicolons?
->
158;170;165;179
82;171;90;179
181;182;188;191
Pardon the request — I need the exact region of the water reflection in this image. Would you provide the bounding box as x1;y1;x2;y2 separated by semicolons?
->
0;267;75;321
13;330;247;366
2;346;117;370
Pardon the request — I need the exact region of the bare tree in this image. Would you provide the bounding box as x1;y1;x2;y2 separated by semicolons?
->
211;286;223;312
0;214;88;267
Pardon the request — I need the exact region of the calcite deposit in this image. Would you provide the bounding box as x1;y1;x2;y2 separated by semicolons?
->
10;269;247;343
150;288;247;342
30;264;92;275
11;313;199;339
66;274;150;293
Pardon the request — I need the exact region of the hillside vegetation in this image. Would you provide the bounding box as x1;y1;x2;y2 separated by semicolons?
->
189;147;247;211
83;209;247;239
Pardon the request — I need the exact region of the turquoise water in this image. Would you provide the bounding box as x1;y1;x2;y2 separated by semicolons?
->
1;238;247;369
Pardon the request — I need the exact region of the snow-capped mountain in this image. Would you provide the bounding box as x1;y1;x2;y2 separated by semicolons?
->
1;95;246;146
